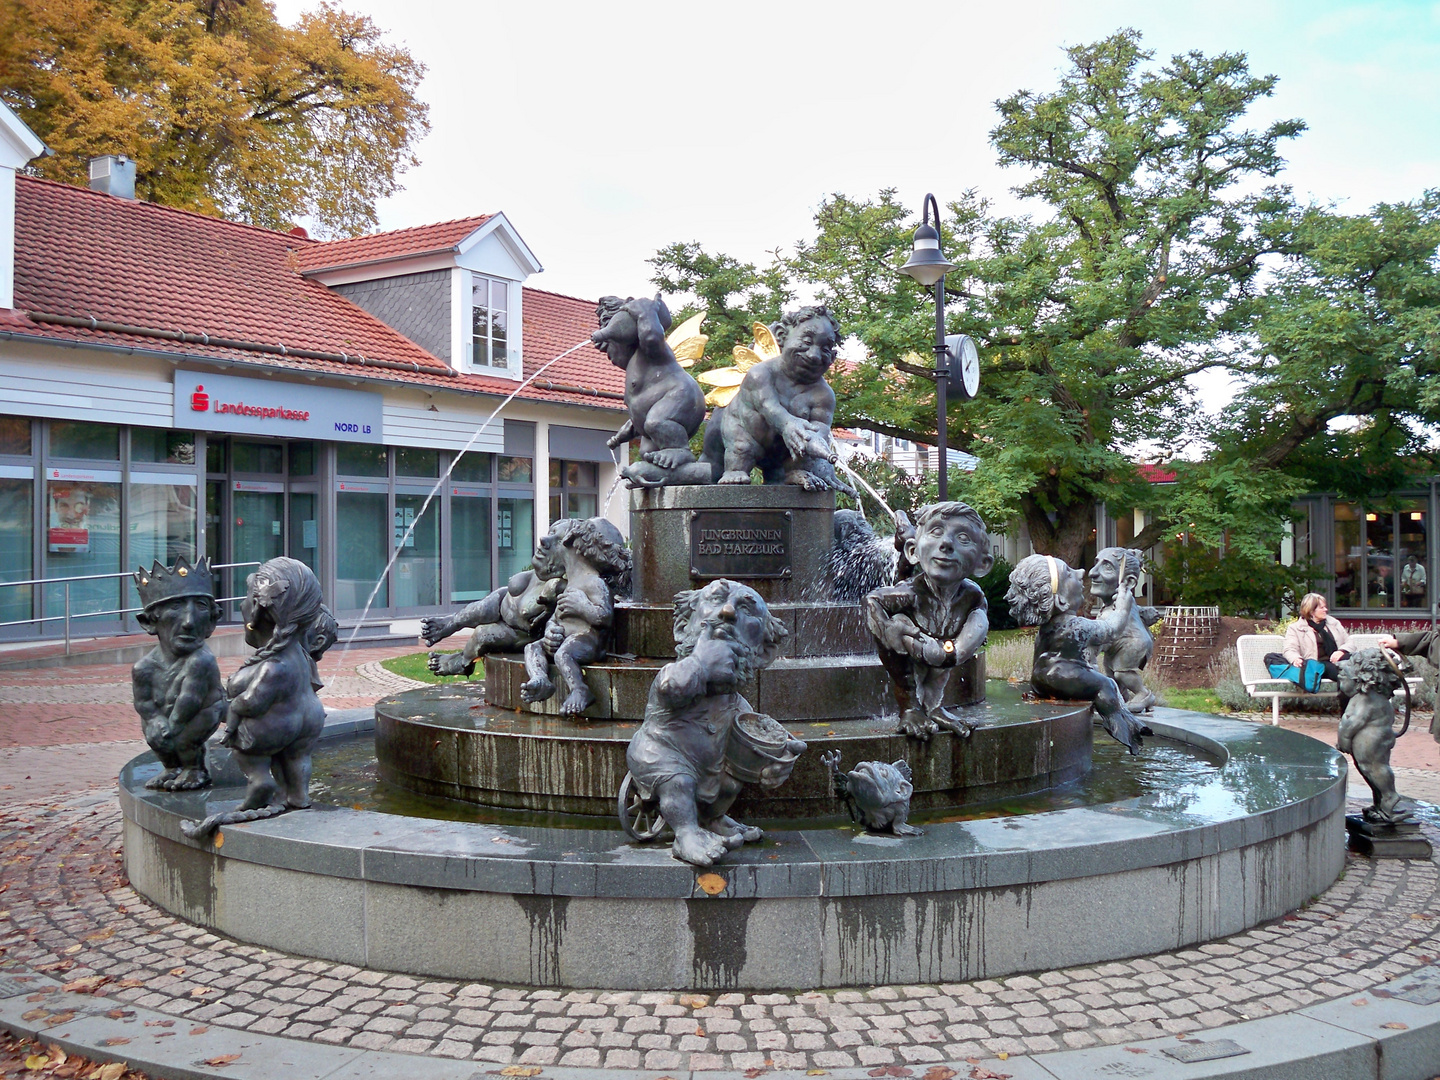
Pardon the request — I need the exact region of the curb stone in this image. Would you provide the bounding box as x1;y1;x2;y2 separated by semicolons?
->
1;967;1437;1080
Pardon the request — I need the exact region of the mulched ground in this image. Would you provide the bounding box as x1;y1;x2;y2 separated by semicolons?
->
1154;616;1273;689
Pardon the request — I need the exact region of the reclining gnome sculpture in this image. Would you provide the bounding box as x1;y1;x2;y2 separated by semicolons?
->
419;520;568;676
1005;553;1152;754
183;557;338;839
131;556;226;790
623;579;805;866
865;502;992;740
594;293;712;487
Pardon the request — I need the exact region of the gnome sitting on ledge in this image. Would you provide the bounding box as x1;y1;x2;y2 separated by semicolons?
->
131;556;226;791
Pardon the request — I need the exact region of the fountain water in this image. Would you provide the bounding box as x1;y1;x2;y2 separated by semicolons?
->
334;339;595;659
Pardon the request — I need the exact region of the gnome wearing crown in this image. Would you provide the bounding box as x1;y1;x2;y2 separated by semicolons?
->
131;557;226;790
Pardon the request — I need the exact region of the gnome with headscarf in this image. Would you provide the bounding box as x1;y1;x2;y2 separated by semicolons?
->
183;557;338;839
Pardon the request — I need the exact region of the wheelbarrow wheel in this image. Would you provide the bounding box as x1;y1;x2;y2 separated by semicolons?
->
618;771;666;842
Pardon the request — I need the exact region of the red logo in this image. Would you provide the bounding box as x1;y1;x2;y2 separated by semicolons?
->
190;384;210;411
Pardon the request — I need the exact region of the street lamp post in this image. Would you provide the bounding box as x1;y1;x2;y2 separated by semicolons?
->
899;193;958;500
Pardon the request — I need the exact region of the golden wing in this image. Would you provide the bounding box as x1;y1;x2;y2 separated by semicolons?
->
667;312;708;368
705;385;742;408
752;322;780;359
697;368;746;389
731;345;764;372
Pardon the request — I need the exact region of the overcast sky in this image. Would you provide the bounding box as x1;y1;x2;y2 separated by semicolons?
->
271;0;1438;305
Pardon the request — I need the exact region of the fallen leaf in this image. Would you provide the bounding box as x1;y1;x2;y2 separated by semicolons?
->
24;1054;49;1070
867;1069;912;1078
144;1020;174;1028
679;994;708;1009
1353;999;1369;1006
102;1037;130;1046
807;1072;828;1077
47;1011;75;1024
21;1008;49;1021
62;975;109;994
190;1026;209;1035
168;968;185;977
694;1027;705;1037
203;1054;242;1066
995;1055;1008;1062
967;1070;1011;1080
498;1069;542;1078
696;873;727;896
63;945;82;954
115;979;144;989
1123;1047;1147;1054
105;1010;133;1020
85;929;114;942
46;1045;67;1066
923;1068;956;1080
98;1064;126;1080
1381;1021;1409;1030
35;961;74;973
190;987;216;998
745;1070;768;1079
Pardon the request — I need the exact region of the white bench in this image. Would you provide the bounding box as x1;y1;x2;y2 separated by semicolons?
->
1236;633;1424;724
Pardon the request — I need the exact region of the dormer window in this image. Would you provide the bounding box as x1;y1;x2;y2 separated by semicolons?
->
472;276;509;369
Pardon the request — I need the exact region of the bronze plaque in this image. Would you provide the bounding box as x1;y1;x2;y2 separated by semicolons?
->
690;510;791;579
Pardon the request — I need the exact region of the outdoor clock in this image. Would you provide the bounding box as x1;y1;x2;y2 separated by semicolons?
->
946;334;981;399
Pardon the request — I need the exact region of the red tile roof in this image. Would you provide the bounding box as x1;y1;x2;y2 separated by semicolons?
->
293;216;491;273
4;177;623;411
1138;462;1178;484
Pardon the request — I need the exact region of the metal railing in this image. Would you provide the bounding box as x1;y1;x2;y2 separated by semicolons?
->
0;562;260;655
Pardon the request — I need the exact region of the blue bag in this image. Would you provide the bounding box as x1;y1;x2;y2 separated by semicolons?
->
1265;653;1326;692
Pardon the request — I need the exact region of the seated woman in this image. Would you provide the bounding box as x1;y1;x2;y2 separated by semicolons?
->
1283;593;1352;690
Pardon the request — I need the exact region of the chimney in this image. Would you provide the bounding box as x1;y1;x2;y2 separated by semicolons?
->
0;101;47;310
89;155;135;199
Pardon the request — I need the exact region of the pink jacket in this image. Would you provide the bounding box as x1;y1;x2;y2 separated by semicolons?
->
1282;616;1350;666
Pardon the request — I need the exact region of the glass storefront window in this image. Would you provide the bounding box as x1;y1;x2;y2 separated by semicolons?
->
337;444;388;477
396;447;439;478
206;440;226;474
336;491;388;609
1333;503;1362;608
498;456;533;484
451;495;491;601
394;493;440;608
51;421;119;461
288;442;316;477
496;497;535;584
0;416;32;456
44;478;120;622
132;429;195;464
128;480;197;569
231;488;284;597
1399;502;1428;610
289;492;318;574
232;442;283;474
205;481;222;566
1365;509;1394;608
550;458;599;521
0;479;33;625
451;452;491;483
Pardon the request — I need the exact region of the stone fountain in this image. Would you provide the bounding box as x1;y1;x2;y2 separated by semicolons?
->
118;300;1348;991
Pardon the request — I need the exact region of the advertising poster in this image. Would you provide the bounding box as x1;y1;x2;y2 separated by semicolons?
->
48;484;94;552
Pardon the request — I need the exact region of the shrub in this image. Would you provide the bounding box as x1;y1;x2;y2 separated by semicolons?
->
1150;542;1325;618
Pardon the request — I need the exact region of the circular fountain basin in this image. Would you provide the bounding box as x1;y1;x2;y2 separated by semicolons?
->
119;700;1347;991
374;679;1086;818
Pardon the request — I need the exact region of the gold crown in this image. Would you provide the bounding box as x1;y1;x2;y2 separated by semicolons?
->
134;556;215;610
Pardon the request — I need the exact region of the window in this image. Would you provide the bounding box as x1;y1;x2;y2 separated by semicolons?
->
232;441;283;474
1333;503;1362;608
549;459;599;522
51;421;119;461
396;447;439;478
337;444;388;477
0;416;32;456
132;429;195;465
451;451;491;483
471;276;509;368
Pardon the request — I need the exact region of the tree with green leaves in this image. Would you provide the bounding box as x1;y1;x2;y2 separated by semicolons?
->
0;0;428;236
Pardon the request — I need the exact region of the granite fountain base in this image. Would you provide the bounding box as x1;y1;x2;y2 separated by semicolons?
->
119;704;1347;990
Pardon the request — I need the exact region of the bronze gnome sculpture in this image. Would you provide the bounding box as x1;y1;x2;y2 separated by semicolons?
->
866;502;991;740
1005;554;1152;754
519;517;631;717
131;557;225;790
701;306;855;495
1337;648;1413;824
623;579;805;866
822;751;922;836
594;293;712;487
420;524;566;676
183;557;338;839
1087;547;1160;713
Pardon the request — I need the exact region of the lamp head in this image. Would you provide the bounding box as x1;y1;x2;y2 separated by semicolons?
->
899;221;955;287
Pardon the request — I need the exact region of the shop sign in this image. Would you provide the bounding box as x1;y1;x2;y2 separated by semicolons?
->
174;370;383;444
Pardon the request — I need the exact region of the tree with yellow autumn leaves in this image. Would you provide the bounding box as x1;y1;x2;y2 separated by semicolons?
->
0;0;428;236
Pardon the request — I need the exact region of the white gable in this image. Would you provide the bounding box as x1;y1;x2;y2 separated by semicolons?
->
0;102;46;310
454;213;542;279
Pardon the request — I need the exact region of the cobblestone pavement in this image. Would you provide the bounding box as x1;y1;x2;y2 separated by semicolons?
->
0;792;1436;1071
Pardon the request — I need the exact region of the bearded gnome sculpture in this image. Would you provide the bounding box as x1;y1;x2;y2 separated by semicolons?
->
131;557;226;790
623;579;805;866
